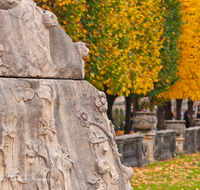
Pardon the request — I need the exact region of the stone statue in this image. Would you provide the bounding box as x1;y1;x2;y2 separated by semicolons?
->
0;0;134;189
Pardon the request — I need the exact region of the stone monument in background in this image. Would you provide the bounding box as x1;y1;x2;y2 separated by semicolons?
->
0;0;134;189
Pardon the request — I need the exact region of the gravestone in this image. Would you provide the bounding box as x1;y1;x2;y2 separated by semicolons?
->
0;0;134;190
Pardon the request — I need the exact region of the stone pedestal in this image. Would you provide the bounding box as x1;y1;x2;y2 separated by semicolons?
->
176;136;185;152
143;132;156;164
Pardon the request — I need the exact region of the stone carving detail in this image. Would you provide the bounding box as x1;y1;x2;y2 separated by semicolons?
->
74;42;89;59
94;92;108;113
42;11;58;29
74;42;89;79
95;159;119;190
0;127;27;189
77;91;134;190
26;116;73;190
0;0;21;10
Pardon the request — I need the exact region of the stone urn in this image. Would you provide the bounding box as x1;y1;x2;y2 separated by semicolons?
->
165;120;185;136
195;118;200;126
133;111;157;132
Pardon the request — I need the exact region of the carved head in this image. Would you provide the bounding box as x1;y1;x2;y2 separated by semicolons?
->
42;11;58;29
96;159;111;175
0;0;21;10
74;42;89;59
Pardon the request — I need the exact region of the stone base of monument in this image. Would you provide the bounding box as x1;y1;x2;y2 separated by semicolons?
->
115;133;148;168
154;130;177;161
142;132;156;164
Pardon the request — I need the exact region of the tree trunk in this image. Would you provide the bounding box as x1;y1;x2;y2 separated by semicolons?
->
176;99;183;120
157;106;165;130
103;85;118;123
164;101;172;120
106;93;117;122
132;95;139;132
133;96;139;114
188;100;193;126
124;95;132;134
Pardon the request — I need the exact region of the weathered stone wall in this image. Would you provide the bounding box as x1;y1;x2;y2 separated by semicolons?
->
115;133;147;167
154;130;177;161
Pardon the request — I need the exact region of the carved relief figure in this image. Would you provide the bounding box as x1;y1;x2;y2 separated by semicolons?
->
95;159;119;190
77;91;134;190
0;127;27;190
26;116;73;190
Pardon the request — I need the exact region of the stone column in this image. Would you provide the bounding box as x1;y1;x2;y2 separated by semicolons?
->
142;132;156;164
176;136;185;152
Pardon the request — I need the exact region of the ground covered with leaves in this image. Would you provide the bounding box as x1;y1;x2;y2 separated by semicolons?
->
131;153;200;190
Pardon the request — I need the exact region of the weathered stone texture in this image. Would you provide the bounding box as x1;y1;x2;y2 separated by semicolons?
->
0;0;86;79
154;130;177;161
115;133;147;168
0;78;133;190
183;127;199;154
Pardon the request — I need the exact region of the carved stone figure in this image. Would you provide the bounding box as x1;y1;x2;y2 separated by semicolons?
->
0;0;134;189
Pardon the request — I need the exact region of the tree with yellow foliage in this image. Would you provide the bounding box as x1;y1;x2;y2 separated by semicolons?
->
158;0;200;125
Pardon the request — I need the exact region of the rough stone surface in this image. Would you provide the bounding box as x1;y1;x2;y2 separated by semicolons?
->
0;78;133;190
115;133;147;168
154;130;177;161
195;126;200;151
0;0;134;189
0;0;87;79
133;112;157;131
165;120;185;136
183;127;199;154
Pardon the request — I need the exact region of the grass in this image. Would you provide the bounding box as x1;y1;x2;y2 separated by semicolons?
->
131;152;200;190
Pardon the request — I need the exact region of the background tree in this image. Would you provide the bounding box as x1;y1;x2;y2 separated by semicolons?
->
158;0;200;125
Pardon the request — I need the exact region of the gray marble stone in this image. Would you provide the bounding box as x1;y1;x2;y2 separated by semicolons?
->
115;133;148;168
154;130;177;161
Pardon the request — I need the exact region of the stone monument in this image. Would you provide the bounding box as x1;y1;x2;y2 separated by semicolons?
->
0;0;134;189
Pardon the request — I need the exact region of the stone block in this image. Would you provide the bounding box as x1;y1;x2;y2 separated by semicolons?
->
154;130;177;161
184;127;200;153
115;133;148;167
0;0;87;79
0;78;134;190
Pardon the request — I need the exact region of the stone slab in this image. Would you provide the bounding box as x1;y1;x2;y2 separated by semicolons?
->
0;78;133;190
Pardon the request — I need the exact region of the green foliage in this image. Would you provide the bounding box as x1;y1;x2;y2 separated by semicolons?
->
143;0;182;104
